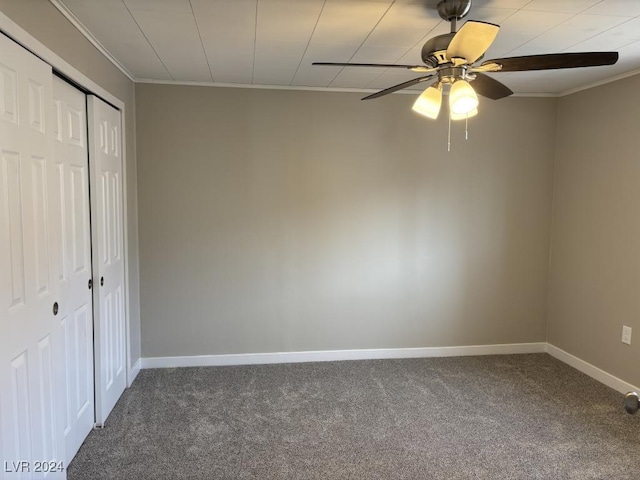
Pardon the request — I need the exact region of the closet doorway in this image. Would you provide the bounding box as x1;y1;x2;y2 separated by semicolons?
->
0;29;128;477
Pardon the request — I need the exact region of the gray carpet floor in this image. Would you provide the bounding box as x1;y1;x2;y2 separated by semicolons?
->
68;354;640;479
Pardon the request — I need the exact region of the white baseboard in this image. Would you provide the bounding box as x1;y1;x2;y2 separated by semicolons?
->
138;343;639;397
545;343;639;394
128;358;142;387
141;342;546;369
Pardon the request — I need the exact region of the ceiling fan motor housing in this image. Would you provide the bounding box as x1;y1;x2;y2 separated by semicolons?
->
421;32;455;67
422;0;472;67
437;0;472;21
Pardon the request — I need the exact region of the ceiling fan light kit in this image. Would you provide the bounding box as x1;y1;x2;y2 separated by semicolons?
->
449;79;478;115
313;0;619;129
412;83;442;119
450;108;477;121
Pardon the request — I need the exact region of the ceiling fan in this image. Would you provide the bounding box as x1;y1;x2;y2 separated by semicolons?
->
312;0;619;120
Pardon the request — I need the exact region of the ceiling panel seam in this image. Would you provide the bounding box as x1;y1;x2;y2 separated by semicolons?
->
328;0;397;87
561;16;638;53
120;0;174;80
290;0;327;86
364;18;446;90
500;13;579;59
189;0;215;82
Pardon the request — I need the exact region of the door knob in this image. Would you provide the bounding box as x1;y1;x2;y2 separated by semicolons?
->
100;276;104;286
88;278;93;290
53;302;59;316
625;392;639;415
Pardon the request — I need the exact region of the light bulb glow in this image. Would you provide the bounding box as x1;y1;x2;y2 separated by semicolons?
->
449;80;478;115
450;108;478;121
412;84;442;119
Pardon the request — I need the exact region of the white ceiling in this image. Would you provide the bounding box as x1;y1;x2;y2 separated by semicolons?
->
56;0;640;95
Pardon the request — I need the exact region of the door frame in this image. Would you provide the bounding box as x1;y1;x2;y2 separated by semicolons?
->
0;12;137;391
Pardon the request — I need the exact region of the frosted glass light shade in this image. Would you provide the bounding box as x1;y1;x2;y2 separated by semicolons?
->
449;80;478;115
412;85;442;119
450;108;478;121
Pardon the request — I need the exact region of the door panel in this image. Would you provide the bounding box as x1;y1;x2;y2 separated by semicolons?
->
2;151;25;308
31;155;50;296
88;96;126;425
52;76;94;465
0;33;65;479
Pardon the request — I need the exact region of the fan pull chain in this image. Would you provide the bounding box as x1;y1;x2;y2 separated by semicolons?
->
465;115;469;140
447;109;452;152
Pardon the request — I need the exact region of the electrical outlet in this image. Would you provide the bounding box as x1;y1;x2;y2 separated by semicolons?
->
622;326;632;345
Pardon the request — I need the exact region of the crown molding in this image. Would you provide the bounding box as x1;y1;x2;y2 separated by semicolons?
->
559;67;640;97
135;78;559;97
135;78;422;95
49;0;135;82
511;92;559;98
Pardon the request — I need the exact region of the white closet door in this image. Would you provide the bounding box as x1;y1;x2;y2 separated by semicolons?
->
52;76;94;464
0;34;66;479
88;96;126;425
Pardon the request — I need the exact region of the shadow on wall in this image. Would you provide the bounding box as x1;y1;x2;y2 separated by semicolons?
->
136;85;557;357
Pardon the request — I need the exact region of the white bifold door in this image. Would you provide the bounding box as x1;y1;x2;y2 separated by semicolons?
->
0;32;128;478
52;76;94;465
88;96;126;426
0;33;65;479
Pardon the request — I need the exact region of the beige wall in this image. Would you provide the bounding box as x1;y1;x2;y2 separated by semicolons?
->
136;84;557;357
0;0;142;366
548;74;640;388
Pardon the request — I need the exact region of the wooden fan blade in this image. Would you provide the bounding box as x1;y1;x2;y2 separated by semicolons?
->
446;21;500;64
470;73;513;100
361;75;435;100
312;62;435;72
481;52;619;72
